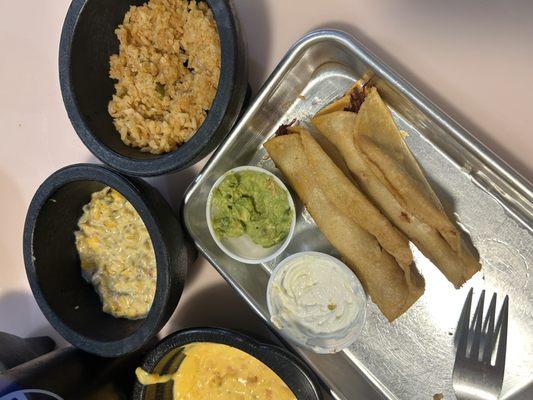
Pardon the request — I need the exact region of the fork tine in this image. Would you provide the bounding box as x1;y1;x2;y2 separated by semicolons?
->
481;293;497;364
494;295;509;369
469;290;485;360
455;288;473;358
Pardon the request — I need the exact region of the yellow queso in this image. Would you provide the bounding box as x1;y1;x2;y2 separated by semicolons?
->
136;342;296;400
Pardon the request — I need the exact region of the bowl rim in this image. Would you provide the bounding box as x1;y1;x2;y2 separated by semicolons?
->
131;327;324;400
266;251;367;353
58;0;248;176
22;163;182;357
205;166;296;264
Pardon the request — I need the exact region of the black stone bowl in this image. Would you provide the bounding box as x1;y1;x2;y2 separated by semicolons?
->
59;0;248;176
132;327;324;400
23;164;195;357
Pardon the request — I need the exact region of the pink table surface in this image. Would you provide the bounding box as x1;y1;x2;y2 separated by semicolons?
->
0;0;531;349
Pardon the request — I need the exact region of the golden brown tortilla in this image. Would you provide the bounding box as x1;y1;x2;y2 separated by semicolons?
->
315;93;351;116
264;131;424;321
354;89;460;252
296;127;413;269
312;86;480;288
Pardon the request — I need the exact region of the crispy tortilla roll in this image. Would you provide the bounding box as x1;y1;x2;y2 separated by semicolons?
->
315;93;351;116
312;87;480;288
264;132;424;321
296;127;413;269
354;89;460;252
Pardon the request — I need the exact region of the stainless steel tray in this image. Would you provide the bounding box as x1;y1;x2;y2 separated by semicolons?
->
183;30;533;400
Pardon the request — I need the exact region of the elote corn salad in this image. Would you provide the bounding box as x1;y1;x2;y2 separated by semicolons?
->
74;187;157;319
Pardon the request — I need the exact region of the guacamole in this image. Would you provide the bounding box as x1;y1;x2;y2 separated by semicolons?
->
211;171;292;248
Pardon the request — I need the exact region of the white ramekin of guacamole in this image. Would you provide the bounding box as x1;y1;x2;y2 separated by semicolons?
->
206;166;296;264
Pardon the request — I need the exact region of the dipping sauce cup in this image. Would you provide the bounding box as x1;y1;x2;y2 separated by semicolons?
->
206;166;296;264
267;251;367;353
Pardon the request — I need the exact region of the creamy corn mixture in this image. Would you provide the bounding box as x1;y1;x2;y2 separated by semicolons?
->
74;187;156;319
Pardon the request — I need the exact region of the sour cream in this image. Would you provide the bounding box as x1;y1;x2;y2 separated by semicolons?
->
267;252;366;353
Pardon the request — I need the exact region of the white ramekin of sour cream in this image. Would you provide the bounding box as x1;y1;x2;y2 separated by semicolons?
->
267;251;367;353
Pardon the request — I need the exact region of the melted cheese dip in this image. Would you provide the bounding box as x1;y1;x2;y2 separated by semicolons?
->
75;187;156;319
136;343;296;400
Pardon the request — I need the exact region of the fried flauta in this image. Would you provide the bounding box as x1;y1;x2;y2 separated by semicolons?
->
312;86;480;288
264;130;424;321
296;127;412;269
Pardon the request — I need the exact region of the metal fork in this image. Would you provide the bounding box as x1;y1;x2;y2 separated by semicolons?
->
453;288;509;400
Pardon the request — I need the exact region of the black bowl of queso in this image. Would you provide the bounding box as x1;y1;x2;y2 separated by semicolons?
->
132;327;324;400
23;164;195;357
59;0;248;176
